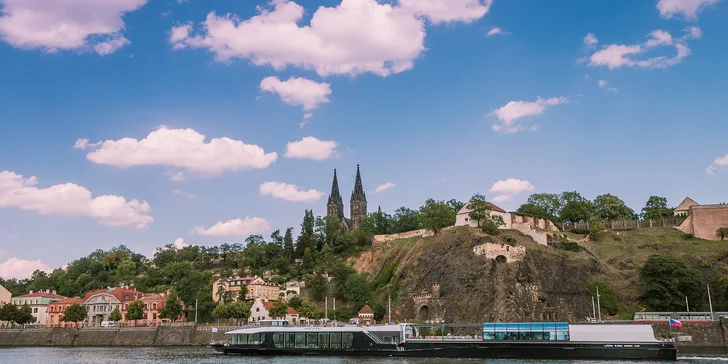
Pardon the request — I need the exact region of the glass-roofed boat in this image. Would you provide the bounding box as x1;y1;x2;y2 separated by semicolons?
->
209;321;677;360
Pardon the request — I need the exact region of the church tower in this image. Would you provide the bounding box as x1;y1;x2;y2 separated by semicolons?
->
327;169;344;221
350;164;367;229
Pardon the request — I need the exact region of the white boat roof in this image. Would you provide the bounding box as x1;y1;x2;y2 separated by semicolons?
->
568;324;659;342
226;325;401;335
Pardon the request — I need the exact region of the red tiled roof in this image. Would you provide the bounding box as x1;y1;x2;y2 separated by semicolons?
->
54;297;83;305
358;305;374;314
287;307;298;315
82;287;145;303
16;292;66;299
263;301;274;310
487;202;507;214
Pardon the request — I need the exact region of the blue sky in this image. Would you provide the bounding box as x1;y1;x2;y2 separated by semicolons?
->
1;0;727;278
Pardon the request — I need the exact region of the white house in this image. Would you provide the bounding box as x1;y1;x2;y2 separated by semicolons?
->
455;202;512;228
249;298;273;322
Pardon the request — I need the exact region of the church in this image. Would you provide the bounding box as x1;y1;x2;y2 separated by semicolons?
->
326;165;367;230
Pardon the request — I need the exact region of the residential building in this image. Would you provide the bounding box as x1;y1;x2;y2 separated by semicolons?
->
212;275;280;303
249;298;274;322
141;292;185;325
282;281;303;300
46;297;84;327
358;305;375;325
675;197;700;217
285;306;301;326
0;284;10;305
11;290;66;325
82;287;143;326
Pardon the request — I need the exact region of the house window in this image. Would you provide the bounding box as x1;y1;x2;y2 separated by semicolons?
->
33;308;38;313
152;303;157;310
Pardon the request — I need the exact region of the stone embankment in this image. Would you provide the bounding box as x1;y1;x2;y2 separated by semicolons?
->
0;325;238;347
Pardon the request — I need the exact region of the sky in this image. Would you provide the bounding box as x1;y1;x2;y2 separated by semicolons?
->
0;0;727;279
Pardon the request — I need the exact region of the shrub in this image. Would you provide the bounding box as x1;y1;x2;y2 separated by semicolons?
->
587;281;619;316
562;242;580;252
570;229;590;235
683;233;694;240
482;219;501;235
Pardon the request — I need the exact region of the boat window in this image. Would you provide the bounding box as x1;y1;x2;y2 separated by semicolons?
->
342;333;353;349
330;333;342;349
307;333;318;348
295;333;306;348
319;333;330;349
483;322;569;342
248;333;261;344
284;333;295;348
273;333;284;348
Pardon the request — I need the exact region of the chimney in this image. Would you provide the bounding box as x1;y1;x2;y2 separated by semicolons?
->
29;290;34;294
52;290;56;294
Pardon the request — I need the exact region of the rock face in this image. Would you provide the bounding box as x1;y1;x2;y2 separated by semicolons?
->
362;227;602;323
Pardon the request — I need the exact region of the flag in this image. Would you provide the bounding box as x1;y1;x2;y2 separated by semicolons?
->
669;318;682;327
212;327;218;333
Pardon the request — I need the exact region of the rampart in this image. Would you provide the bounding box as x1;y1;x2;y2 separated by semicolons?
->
372;229;433;245
680;205;728;241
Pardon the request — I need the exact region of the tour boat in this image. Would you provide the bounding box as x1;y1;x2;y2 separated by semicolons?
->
210;321;677;360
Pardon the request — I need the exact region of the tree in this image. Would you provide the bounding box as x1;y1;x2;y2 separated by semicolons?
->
245;234;265;246
342;274;371;310
270;230;284;247
391;207;421;233
641;196;674;220
307;274;328;302
718;227;728;241
419;199;455;233
15;304;35;325
238;285;249;301
0;303;18;324
298;301;322;319
446;199;465;216
467;193;493;227
639;255;703;311
108;307;123;323
519;193;561;221
159;292;183;321
268;299;288;319
560;200;595;223
593;193;635;221
283;228;295;263
296;210;316;258
116;259;137;282
125;300;146;325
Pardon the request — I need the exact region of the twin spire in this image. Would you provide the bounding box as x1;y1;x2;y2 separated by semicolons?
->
328;165;366;206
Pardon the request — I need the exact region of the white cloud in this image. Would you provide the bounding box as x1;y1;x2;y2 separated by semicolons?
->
0;257;52;280
490;97;568;133
172;237;189;249
598;80;618;92
172;189;196;199
77;127;277;179
170;0;426;77
0;170;152;228
373;182;396;193
584;33;598;47
486;27;507;37
170;24;192;47
191;217;271;237
657;0;720;20
598;80;607;88
284;137;338;160
259;182;323;202
0;0;146;55
260;77;332;111
399;0;492;24
587;28;700;70
707;154;728;174
489;178;535;202
300;113;313;128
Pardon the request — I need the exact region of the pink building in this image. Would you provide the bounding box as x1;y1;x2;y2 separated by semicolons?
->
46;297;84;327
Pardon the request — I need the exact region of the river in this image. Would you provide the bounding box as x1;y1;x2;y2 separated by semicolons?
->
1;347;728;364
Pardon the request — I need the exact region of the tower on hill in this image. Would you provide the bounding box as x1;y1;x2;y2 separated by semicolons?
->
326;165;367;230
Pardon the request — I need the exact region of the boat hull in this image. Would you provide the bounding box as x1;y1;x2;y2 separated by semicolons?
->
211;341;677;360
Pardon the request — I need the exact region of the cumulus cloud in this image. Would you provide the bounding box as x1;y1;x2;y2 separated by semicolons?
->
170;0;426;77
707;154;728;174
490;97;568;133
373;182;396;193
77;127;277;180
657;0;720;20
0;257;52;280
172;237;189;249
172;189;196;199
260;77;332;111
259;182;323;202
0;170;152;228
399;0;492;24
0;0;146;55
486;27;507;37
489;178;535;202
598;80;618;93
300;113;313;128
284;137;338;160
584;33;598;47
191;217;271;237
587;28;701;70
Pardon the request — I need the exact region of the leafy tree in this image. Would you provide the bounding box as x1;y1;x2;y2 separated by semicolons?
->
245;234;265;246
0;303;20;324
560;200;595;223
718;227;728;241
270;230;284;247
641;196;674;220
482;216;504;235
298;301;323;319
108;307;123;323
159;291;183;321
125;300;146;325
593;193;635;221
519;193;562;221
228;301;252;325
516;203;552;221
307;274;328;302
419;199;455;233
391;207;422;233
116;259;137;282
639;255;703;311
342;274;371;310
287;296;303;310
446;199;465;216
467;193;493;227
238;285;248;301
268;299;288;319
14;304;35;325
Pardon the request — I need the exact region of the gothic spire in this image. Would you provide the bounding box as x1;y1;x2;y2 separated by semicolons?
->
351;164;366;202
328;169;343;205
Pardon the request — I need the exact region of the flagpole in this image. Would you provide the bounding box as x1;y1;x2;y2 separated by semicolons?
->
685;296;690;313
591;296;596;321
596;286;602;323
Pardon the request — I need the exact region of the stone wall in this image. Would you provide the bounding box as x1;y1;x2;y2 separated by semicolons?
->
511;214;559;232
372;229;433;245
689;205;728;240
472;243;526;263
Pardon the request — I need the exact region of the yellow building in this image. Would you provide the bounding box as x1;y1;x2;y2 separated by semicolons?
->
213;275;280;303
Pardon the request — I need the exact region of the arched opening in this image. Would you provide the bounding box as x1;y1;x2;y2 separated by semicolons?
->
417;305;429;321
495;255;507;263
152;303;157;310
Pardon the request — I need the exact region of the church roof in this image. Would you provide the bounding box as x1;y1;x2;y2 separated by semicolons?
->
327;169;343;206
351;164;366;202
675;197;699;211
